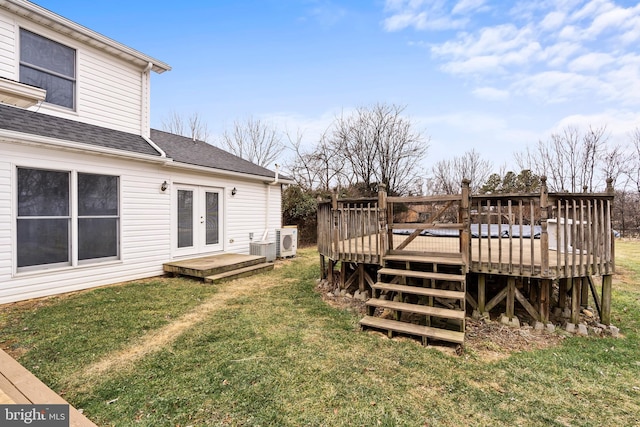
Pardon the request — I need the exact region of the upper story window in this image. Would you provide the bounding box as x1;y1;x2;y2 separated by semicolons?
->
19;29;76;110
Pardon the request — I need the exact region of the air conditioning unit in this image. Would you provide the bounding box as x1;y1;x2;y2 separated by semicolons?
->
276;227;297;258
250;241;276;262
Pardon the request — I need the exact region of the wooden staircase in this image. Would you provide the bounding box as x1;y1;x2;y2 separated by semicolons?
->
359;254;467;345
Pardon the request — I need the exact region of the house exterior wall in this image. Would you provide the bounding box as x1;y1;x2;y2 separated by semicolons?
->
0;7;145;135
162;168;283;257
0;141;170;304
0;141;284;304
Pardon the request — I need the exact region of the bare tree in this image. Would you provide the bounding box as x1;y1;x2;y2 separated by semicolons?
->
219;117;284;168
430;149;493;194
516;125;608;192
285;129;345;192
629;127;640;194
326;103;429;196
161;111;211;142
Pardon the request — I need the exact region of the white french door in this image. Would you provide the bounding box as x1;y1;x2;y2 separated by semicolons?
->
175;185;224;255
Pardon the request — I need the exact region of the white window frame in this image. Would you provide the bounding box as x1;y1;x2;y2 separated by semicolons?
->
18;28;77;110
15;167;120;273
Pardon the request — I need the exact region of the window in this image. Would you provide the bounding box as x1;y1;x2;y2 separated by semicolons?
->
19;29;76;109
17;168;119;271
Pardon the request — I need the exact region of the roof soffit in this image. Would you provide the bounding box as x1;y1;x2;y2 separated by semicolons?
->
0;0;171;73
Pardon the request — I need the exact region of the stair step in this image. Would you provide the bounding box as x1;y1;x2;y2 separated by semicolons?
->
366;298;464;320
378;268;465;282
204;263;274;284
359;315;465;344
372;282;465;300
383;254;463;266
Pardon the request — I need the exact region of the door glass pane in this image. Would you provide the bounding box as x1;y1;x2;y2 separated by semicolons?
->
78;218;118;260
177;190;193;248
17;218;69;267
205;192;219;245
18;168;69;216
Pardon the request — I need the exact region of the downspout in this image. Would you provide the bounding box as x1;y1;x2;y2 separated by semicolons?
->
262;164;280;242
140;62;153;138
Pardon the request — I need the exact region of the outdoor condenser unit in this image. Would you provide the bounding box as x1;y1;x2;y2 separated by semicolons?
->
276;227;297;258
249;241;276;262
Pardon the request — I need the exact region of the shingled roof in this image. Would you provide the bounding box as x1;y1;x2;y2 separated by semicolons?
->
0;103;161;156
0;104;281;180
150;129;277;179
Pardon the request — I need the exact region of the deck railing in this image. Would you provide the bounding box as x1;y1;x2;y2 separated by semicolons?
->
317;178;615;279
317;196;382;264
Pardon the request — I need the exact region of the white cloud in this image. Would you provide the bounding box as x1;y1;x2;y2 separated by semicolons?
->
452;0;487;15
540;11;567;31
383;12;428;31
551;110;640;144
382;0;470;31
568;52;614;72
472;86;510;100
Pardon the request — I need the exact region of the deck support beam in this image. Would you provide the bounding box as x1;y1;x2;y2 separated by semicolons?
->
601;275;612;325
506;277;516;320
477;274;486;314
571;277;581;324
581;276;589;308
539;279;550;323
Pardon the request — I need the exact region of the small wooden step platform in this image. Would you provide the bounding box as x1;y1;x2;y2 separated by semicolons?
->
204;262;274;284
163;253;267;279
372;282;465;300
359;316;465;344
378;267;465;282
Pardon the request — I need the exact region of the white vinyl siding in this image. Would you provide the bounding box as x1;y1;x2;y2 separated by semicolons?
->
0;9;144;134
77;48;142;133
0;12;15;77
0;141;282;304
0;142;171;304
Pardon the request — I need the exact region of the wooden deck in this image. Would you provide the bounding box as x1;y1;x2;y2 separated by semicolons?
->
318;179;616;342
0;349;97;426
335;234;609;278
163;253;273;282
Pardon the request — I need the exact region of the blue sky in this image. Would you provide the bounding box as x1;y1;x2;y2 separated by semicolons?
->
32;0;640;172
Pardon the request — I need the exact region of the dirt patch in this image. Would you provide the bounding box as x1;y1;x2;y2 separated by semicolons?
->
72;274;293;383
316;279;566;360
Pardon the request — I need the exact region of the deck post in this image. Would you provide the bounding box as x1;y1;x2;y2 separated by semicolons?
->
320;254;327;280
328;259;336;286
461;179;471;272
539;176;550;278
478;274;486;314
581;276;589;308
540;279;550;322
571;277;580;324
331;192;339;260
377;183;388;263
358;263;365;292
601;274;612;325
506;277;516;320
558;278;567;309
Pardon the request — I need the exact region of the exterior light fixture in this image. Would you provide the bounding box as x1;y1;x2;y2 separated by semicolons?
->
231;187;237;196
161;180;168;192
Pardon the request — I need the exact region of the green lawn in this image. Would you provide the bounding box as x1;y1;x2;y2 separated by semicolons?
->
1;243;639;426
